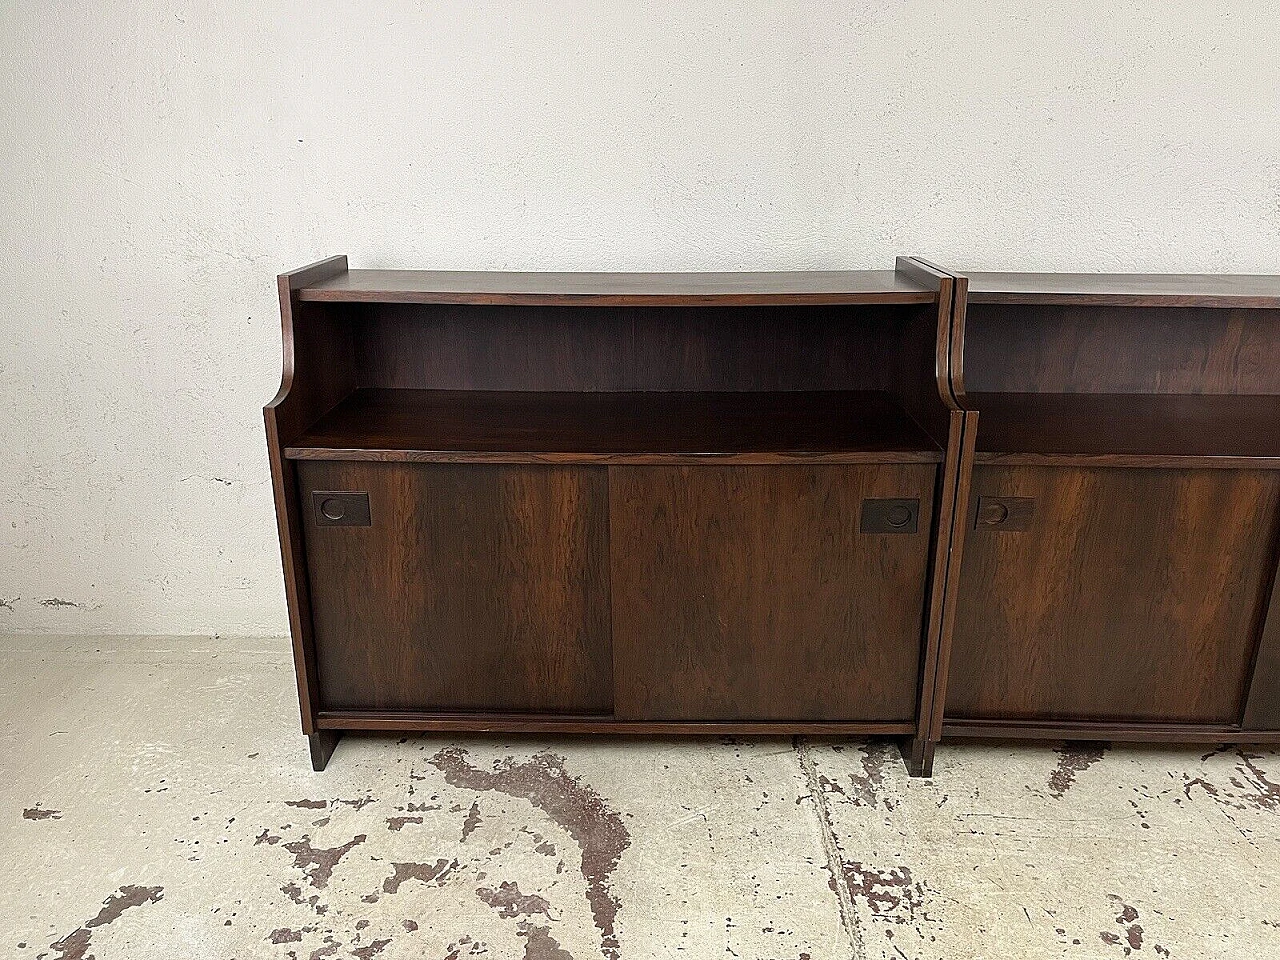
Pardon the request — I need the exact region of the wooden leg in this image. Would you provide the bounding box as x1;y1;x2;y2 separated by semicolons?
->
899;735;936;778
308;730;342;771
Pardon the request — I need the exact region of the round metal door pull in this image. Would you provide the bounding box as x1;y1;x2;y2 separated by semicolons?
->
980;502;1009;525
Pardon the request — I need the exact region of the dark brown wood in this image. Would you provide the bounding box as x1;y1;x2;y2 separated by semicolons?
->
969;392;1280;464
899;411;968;779
932;266;1280;748
942;719;1280;742
963;305;1280;397
269;260;1280;773
899;734;935;778
1243;544;1280;730
947;465;1280;724
925;410;979;746
891;259;968;776
265;255;351;735
352;302;935;395
965;272;1280;308
973;496;1035;531
315;713;916;736
298;269;937;305
899;256;966;412
610;464;935;722
308;730;341;771
297;460;613;714
265;259;961;774
895;262;980;769
285;389;944;464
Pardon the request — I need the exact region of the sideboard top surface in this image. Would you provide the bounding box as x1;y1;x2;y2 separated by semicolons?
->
965;272;1280;308
294;269;938;306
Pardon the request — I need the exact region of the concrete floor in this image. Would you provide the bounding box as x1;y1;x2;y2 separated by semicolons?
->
3;636;1278;960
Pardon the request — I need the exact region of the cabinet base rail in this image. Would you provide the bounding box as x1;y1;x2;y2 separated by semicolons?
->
306;715;924;772
942;719;1280;743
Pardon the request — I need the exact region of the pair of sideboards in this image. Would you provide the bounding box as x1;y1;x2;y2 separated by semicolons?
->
265;256;1280;775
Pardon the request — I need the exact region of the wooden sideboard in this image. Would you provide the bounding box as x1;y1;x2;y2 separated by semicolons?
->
930;270;1280;757
265;258;1280;775
265;256;964;773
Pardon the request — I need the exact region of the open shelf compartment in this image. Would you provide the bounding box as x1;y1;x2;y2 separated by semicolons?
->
284;388;945;464
971;392;1280;466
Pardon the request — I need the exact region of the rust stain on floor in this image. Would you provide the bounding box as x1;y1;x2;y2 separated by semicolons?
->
283;834;367;889
382;857;459;896
1047;741;1108;797
47;885;163;960
476;880;553;920
835;863;927;926
429;746;631;960
845;741;896;809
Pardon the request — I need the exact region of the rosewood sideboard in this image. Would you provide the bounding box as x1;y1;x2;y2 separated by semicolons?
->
265;257;1280;776
926;268;1280;763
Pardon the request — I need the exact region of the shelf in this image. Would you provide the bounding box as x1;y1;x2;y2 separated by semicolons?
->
285;389;944;465
296;269;937;306
971;392;1280;467
965;273;1280;308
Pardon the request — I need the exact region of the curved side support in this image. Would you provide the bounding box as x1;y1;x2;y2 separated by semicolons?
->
895;256;961;414
265;255;349;738
890;257;964;775
900;256;974;411
949;272;972;408
267;255;350;426
895;258;981;773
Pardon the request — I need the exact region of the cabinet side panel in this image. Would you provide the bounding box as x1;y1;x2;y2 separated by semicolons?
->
610;464;934;722
947;466;1280;723
298;461;612;713
266;258;350;734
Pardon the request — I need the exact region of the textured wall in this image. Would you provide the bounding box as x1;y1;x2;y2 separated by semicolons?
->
2;2;1278;636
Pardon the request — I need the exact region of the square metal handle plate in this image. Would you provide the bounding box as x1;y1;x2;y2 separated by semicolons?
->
974;496;1034;531
860;498;920;534
312;491;371;527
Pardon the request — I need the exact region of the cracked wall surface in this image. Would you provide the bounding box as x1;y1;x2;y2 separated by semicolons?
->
4;635;1280;959
4;3;1280;634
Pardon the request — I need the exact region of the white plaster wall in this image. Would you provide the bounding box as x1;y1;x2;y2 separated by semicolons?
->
2;1;1278;636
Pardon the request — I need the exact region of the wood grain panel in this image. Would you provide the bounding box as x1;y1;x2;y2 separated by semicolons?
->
963;305;1280;396
610;464;935;722
285;388;943;464
315;713;916;735
297;461;612;713
969;392;1280;463
298;269;936;305
965;273;1280;308
947;466;1280;723
942;719;1279;743
355;303;924;394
